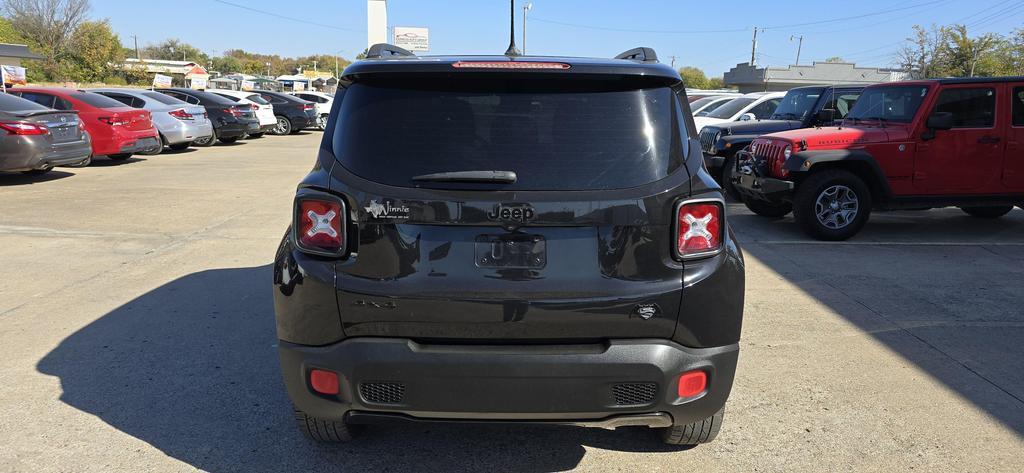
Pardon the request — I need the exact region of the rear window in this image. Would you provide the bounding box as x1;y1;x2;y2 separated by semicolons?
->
71;92;130;109
142;92;186;105
705;97;755;119
332;79;684;191
246;94;270;105
215;93;241;102
0;92;48;111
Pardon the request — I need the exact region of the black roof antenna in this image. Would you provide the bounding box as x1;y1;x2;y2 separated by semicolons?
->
504;0;521;57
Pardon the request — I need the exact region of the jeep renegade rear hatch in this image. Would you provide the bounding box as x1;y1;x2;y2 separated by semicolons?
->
327;63;694;342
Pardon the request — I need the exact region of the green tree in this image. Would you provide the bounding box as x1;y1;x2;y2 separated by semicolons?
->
64;19;123;82
2;0;90;79
677;66;710;89
707;77;725;89
823;56;845;63
942;24;1000;77
141;38;209;64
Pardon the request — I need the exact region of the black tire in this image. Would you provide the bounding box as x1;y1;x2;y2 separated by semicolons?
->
107;154;132;161
316;114;328;130
960;205;1013;219
294;407;356;443
218;136;239;144
744;198;793;218
792;169;872;241
721;152;742;201
662;408;724;445
169;142;190;151
273;116;292;135
193;133;216;147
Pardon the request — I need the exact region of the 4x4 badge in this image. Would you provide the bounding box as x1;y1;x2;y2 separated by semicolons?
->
365;200;410;220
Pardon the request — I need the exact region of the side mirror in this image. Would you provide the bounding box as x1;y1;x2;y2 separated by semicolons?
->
816;109;836;123
739;113;756;122
926;112;954;131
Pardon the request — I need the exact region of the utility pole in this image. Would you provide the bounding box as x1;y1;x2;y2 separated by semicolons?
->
132;35;141;60
522;2;532;55
791;35;804;65
750;27;760;66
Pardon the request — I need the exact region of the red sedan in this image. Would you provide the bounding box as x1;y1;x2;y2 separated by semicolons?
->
7;87;160;161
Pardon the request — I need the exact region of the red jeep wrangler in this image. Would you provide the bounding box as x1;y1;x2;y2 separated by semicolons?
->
734;78;1024;240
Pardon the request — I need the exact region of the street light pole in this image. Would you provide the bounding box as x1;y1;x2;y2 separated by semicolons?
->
790;35;804;65
523;2;533;55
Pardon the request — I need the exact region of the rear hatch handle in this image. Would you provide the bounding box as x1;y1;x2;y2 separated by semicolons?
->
412;170;517;183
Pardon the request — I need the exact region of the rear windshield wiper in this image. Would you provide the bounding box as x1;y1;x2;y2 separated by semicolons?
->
412;170;517;183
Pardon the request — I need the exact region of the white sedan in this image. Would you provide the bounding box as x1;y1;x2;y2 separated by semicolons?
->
207;89;277;138
692;92;786;132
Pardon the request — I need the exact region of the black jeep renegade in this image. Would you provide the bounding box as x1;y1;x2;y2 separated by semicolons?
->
272;44;745;446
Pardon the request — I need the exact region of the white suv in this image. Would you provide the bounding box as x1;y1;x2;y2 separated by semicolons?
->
290;91;333;130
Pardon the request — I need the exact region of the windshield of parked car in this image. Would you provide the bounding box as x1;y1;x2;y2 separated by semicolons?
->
141;92;186;105
0;92;49;111
72;92;131;109
704;97;755;119
846;85;929;124
333;78;683;191
770;88;822;120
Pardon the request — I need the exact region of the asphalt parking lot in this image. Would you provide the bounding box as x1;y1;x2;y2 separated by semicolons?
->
0;132;1022;472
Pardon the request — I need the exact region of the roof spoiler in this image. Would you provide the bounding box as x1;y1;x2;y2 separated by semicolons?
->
366;43;417;59
614;47;659;63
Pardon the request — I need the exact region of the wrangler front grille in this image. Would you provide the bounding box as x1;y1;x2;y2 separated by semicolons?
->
699;128;718;154
612;383;658;406
359;382;406;404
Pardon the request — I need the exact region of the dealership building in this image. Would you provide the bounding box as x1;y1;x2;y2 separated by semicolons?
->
724;61;910;93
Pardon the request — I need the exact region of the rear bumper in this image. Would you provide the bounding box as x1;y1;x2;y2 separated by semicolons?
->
214;123;248;139
0;137;92;171
160;121;214;145
734;172;795;202
280;338;738;427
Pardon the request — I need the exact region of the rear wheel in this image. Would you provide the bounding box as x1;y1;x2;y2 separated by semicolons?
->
960;205;1013;219
107;154;132;161
273;116;292;135
169;142;190;151
793;169;872;241
744;198;793;218
293;407;357;443
316;114;328;130
661;408;724;446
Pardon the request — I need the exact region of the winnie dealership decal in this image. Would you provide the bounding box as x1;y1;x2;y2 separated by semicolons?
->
364;200;410;220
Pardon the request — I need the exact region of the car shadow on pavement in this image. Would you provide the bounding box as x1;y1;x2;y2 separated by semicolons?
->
90;156;147;166
37;265;686;472
734;207;1024;436
0;170;75;186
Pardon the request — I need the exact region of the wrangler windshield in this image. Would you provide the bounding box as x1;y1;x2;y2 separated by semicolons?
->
846;85;929;123
771;88;823;120
332;79;684;191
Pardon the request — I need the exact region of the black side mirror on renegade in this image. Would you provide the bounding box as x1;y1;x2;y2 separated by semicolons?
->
926;112;955;131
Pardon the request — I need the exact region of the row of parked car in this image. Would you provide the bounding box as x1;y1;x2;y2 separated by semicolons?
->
0;86;334;173
689;77;1024;240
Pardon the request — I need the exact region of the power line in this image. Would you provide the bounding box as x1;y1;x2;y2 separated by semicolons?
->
211;0;365;33
528;16;747;34
766;0;947;30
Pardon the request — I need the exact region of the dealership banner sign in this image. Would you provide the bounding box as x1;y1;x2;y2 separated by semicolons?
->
190;76;208;90
393;26;429;52
1;65;28;85
241;80;256;91
152;73;173;88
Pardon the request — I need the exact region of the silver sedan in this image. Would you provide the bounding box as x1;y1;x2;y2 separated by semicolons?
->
0;92;91;174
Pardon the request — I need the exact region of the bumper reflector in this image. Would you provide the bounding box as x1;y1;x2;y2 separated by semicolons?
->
677;370;707;398
310;369;340;395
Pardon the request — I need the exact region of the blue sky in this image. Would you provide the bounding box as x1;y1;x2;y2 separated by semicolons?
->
92;0;1023;76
